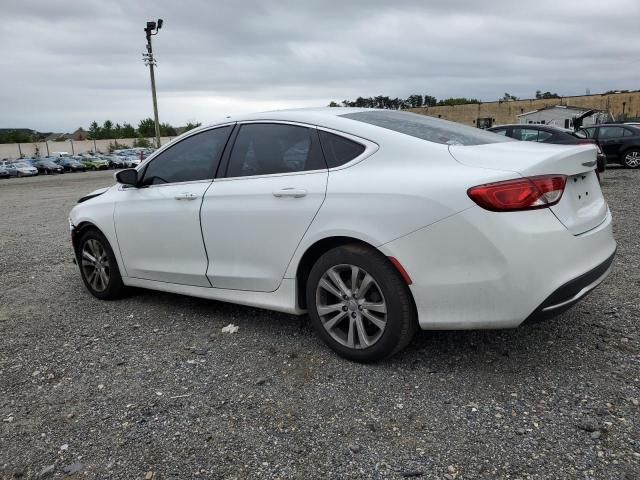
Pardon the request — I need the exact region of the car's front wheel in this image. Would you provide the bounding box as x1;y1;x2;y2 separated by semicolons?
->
622;149;640;169
77;229;125;300
306;244;417;362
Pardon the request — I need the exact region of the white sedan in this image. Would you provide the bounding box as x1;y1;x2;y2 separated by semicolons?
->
69;109;616;362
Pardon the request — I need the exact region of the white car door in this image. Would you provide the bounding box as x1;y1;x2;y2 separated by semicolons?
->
113;125;234;287
201;122;328;292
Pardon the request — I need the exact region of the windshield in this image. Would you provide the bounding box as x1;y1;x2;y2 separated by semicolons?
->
341;110;513;146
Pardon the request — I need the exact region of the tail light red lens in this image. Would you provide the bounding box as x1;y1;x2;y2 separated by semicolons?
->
467;175;567;212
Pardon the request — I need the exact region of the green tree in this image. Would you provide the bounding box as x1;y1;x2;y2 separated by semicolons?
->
502;92;518;101
184;121;202;132
121;123;136;138
536;90;560;99
159;122;177;136
423;95;437;107
407;95;424;108
436;97;480;106
138;118;156;137
113;123;123;139
328;101;340;107
88;121;101;140
102;120;114;139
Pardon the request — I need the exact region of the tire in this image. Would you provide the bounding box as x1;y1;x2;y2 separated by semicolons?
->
17;172;22;178
76;228;125;300
622;149;640;169
306;244;417;362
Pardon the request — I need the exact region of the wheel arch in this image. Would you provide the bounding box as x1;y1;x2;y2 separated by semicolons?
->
71;221;103;255
295;235;414;310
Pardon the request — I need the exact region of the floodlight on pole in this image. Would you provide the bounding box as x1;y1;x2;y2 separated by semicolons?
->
143;18;163;149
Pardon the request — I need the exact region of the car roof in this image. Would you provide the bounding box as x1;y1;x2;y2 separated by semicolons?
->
585;123;638;128
190;107;392;140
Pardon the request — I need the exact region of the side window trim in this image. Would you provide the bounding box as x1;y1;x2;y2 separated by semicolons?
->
218;121;327;180
138;122;236;185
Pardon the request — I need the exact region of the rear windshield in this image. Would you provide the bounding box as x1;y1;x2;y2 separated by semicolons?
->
341;110;512;146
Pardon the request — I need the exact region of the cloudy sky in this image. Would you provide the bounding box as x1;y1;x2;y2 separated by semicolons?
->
1;0;638;132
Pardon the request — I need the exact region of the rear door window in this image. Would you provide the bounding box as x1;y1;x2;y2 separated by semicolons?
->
318;130;366;168
226;123;326;177
537;130;554;142
599;126;626;139
512;128;540;142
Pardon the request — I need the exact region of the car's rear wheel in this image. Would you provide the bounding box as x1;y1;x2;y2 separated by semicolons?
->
77;229;125;300
306;244;417;362
622;149;640;169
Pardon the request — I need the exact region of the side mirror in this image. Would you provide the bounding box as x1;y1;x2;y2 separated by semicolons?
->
115;168;139;186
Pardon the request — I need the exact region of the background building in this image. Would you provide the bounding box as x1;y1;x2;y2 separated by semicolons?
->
517;105;612;129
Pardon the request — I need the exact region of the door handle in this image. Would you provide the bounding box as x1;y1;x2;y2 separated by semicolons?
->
174;192;199;200
272;188;307;198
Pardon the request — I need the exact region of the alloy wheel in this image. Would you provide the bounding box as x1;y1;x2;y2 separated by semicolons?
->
624;151;640;168
315;264;387;349
81;239;110;292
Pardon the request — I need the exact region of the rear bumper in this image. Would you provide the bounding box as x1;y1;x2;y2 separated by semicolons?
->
380;206;616;330
524;249;615;324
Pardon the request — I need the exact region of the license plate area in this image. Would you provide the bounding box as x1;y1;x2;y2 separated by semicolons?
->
550;171;607;235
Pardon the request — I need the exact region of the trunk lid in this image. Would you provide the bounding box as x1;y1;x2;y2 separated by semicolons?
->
449;142;608;235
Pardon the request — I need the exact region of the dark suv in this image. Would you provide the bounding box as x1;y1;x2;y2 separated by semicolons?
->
575;124;640;168
488;124;606;172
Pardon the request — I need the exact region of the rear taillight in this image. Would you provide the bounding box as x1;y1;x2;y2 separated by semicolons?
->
468;175;567;212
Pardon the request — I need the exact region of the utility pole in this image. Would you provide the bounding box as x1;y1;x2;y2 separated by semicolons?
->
143;19;163;149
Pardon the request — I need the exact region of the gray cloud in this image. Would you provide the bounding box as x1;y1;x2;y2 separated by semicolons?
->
1;0;638;131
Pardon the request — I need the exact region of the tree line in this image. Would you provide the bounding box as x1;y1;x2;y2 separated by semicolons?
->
87;118;201;140
329;95;479;109
0;119;203;144
0;130;37;144
330;90;566;109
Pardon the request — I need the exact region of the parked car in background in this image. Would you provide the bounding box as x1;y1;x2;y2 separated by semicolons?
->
16;158;37;167
78;157;109;171
5;162;38;177
0;165;10;179
102;155;126;169
575;124;640;168
69;108;616;362
56;158;86;172
488;124;606;172
90;157;110;170
33;158;64;174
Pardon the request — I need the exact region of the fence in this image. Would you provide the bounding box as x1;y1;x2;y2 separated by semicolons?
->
0;137;176;160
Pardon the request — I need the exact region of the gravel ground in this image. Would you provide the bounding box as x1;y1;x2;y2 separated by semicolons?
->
0;168;638;480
